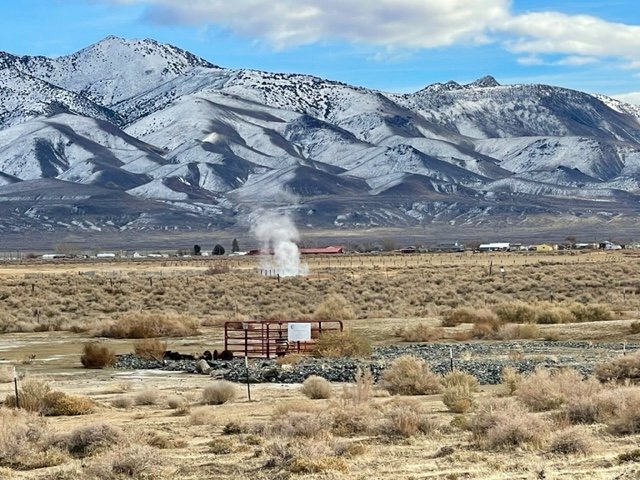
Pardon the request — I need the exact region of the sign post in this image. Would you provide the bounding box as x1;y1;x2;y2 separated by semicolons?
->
13;367;20;409
287;323;312;354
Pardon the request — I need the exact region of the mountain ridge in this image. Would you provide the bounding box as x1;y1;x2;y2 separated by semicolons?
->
1;36;640;234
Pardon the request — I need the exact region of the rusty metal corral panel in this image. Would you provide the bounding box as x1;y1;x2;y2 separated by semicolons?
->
224;320;344;359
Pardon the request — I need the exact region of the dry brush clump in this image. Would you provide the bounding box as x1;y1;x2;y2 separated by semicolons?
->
380;398;438;438
4;379;93;416
595;351;640;383
605;388;640;435
0;407;55;469
515;368;601;412
56;423;123;458
471;397;548;450
99;310;199;338
80;342;116;368
394;323;444;342
341;368;374;405
85;444;167;479
549;426;597;455
314;330;371;358
202;380;238;405
313;293;356;321
381;355;442;395
133;338;167;361
301;375;333;399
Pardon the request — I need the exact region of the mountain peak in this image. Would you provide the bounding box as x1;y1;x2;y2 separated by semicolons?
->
467;75;500;88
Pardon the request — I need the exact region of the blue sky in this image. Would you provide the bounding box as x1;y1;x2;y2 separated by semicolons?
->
1;0;639;102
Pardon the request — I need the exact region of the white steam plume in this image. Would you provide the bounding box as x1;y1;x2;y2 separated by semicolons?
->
252;210;308;277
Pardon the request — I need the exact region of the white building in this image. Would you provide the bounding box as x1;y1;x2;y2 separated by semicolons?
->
478;243;510;252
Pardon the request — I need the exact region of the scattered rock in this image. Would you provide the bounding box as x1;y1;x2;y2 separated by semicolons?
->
196;359;212;375
113;341;639;385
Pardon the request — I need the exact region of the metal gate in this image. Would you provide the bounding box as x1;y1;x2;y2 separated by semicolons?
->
224;320;344;359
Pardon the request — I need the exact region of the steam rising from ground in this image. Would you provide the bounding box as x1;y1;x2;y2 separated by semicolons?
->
252;211;308;277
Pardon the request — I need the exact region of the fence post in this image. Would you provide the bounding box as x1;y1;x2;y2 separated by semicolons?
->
13;367;20;409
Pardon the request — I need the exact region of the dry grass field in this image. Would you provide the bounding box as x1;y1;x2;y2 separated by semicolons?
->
1;251;640;479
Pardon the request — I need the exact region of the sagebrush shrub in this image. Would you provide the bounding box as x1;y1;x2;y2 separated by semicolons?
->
42;391;94;416
471;397;548;449
100;311;199;338
494;302;536;323
549;426;596;455
301;376;333;399
395;324;444;342
515;368;600;412
381;398;435;438
441;370;479;392
314;330;371;358
57;423;123;458
133;338;167;361
271;411;333;438
4;379;51;412
86;444;163;478
314;294;356;321
202;381;237;405
381;355;442;395
135;388;160;406
0;407;48;467
442;307;499;327
341;368;374;405
442;385;475;413
595;352;640;382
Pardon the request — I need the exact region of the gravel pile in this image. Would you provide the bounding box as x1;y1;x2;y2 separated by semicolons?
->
114;341;639;385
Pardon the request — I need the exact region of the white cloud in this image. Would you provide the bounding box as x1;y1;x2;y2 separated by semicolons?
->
110;1;640;68
113;0;510;48
502;12;640;65
613;92;640;105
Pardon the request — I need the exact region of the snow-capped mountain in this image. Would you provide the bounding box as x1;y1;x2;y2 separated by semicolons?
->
2;36;640;233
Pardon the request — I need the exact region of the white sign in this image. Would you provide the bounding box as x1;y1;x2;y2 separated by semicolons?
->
287;323;311;342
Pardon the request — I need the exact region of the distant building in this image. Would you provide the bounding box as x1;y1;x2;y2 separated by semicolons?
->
600;241;622;250
433;242;465;253
42;253;66;260
399;246;418;254
534;244;555;252
96;253;116;258
300;247;344;255
248;246;344;255
478;243;510;252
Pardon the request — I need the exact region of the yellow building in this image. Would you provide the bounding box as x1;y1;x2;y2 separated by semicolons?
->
535;243;555;252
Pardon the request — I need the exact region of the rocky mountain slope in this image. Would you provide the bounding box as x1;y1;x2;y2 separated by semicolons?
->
1;36;640;233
